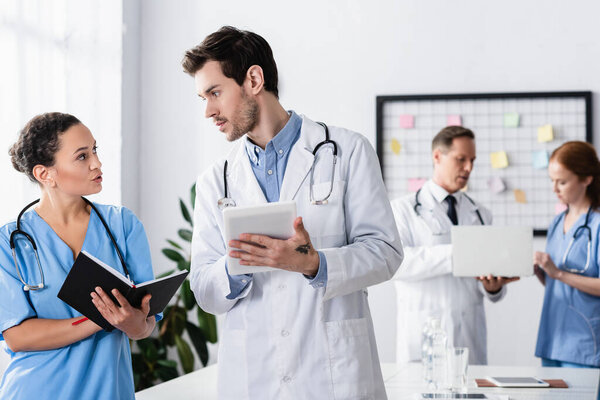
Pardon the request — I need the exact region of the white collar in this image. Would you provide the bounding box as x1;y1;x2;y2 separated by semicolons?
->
427;179;461;205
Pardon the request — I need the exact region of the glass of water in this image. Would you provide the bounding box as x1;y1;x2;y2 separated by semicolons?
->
446;347;469;393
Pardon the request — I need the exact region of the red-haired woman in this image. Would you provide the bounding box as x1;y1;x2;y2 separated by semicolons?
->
534;141;600;387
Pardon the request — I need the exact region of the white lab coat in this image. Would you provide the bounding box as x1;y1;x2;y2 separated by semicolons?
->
390;180;505;365
190;115;403;400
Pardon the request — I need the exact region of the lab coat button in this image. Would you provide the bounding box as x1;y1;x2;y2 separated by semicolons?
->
281;329;289;337
278;284;286;290
282;376;292;383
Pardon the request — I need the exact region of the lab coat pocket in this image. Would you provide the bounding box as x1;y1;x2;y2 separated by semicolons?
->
326;318;375;400
217;329;249;399
304;181;346;238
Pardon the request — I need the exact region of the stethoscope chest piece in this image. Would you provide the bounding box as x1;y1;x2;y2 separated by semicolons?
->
218;197;236;210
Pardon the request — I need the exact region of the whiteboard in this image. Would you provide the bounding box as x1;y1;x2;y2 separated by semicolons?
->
376;92;593;235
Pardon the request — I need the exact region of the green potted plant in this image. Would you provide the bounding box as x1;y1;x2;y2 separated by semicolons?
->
131;184;218;391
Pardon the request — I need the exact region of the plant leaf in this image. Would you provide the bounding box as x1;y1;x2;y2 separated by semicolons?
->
178;229;193;242
162;249;185;263
156;365;179;382
197;307;218;344
181;280;196;310
167;239;183;250
190;183;197;210
156;269;175;279
175;335;195;374
180;199;192;227
186;321;209;366
177;260;191;271
156;359;178;368
172;306;187;336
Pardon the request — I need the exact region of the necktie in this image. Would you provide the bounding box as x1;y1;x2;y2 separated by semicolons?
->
445;195;458;225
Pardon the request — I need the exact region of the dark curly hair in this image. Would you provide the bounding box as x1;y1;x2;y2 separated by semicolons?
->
9;112;81;183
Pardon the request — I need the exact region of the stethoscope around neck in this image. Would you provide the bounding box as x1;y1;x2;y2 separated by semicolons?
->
413;187;485;228
217;122;338;210
560;206;593;274
10;197;130;291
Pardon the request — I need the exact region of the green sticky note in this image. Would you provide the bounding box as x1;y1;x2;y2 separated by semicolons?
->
504;112;520;128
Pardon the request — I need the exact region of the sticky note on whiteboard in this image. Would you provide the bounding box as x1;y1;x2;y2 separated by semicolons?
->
504;112;520;128
408;178;427;192
490;151;509;169
390;138;402;155
487;177;506;194
400;115;414;129
538;124;554;142
514;189;527;204
447;115;462;126
532;150;549;169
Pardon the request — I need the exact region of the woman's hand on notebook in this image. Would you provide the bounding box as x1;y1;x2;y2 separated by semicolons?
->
90;287;154;339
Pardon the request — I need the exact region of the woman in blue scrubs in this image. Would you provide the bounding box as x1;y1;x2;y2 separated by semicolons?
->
0;113;158;399
534;141;600;392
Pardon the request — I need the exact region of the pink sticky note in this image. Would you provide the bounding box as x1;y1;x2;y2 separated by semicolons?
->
400;114;414;129
408;178;427;192
447;115;462;126
555;203;567;215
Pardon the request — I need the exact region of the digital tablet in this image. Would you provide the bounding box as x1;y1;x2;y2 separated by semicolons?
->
486;376;550;388
223;201;296;275
451;226;533;277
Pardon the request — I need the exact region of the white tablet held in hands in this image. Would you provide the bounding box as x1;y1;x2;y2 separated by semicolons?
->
486;376;550;388
224;201;297;275
451;225;533;277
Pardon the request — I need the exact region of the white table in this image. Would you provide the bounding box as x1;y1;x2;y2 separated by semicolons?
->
136;362;599;399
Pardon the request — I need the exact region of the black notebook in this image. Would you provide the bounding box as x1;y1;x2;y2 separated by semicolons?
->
58;251;188;331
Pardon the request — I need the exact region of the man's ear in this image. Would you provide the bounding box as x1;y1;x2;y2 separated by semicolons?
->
32;165;56;188
245;65;265;95
432;148;442;165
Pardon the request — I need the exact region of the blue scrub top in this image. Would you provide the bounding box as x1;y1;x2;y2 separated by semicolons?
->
535;209;600;367
0;203;159;400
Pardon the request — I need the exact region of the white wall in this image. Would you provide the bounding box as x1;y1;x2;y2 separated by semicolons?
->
136;0;600;367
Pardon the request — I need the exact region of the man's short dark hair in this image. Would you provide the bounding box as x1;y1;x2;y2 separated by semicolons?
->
182;26;279;98
431;126;475;152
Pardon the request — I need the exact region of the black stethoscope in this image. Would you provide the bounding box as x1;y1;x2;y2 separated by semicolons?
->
10;197;130;291
413;187;485;226
217;122;338;210
559;206;592;274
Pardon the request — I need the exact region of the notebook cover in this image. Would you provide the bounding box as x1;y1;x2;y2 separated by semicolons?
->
128;270;189;316
476;378;568;388
58;252;132;331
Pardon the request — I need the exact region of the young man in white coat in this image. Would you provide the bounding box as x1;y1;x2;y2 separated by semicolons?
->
183;26;403;399
390;126;518;365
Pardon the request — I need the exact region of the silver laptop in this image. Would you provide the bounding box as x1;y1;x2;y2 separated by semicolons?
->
451;226;533;277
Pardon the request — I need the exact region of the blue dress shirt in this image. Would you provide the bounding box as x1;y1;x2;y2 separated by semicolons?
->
226;111;328;299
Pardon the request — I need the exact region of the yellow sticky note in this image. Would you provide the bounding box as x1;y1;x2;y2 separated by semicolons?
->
538;124;554;143
514;189;527;204
490;151;509;169
390;138;402;155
